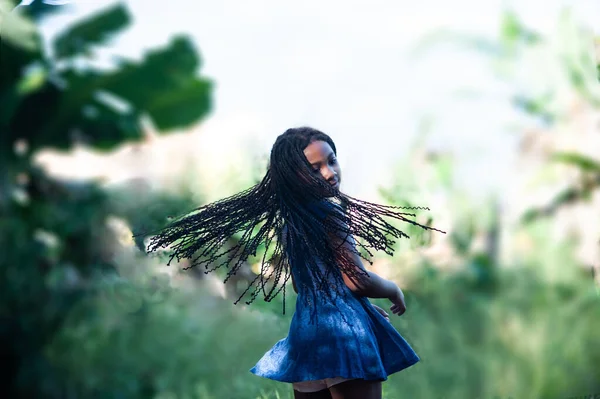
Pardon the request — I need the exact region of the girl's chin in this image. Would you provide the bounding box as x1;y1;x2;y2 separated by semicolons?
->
325;184;340;196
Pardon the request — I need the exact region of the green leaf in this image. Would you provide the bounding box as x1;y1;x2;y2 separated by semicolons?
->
144;78;212;130
549;152;600;173
53;3;131;59
104;36;203;107
550;186;579;207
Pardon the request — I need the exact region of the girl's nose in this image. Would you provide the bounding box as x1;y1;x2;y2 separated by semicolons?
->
323;167;336;180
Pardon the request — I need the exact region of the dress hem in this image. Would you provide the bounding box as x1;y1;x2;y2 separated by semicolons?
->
249;355;420;384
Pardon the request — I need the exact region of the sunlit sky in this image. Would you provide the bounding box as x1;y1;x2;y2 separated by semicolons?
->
21;0;600;203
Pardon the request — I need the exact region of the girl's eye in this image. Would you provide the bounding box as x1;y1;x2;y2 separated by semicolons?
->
311;158;336;173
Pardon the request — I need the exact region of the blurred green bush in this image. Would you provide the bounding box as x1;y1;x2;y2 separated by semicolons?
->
0;0;212;397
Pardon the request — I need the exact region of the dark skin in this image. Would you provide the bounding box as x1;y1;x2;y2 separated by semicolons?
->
291;141;405;399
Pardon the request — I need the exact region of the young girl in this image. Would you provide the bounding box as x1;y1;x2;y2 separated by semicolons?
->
144;127;445;399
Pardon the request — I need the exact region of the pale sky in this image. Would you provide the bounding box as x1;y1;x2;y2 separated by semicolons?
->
22;0;600;203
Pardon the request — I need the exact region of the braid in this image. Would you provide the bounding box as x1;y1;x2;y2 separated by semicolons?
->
137;126;446;320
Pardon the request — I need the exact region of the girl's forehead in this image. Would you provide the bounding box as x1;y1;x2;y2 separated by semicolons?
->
303;140;334;161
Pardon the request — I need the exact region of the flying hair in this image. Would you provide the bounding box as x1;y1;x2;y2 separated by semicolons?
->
136;127;447;321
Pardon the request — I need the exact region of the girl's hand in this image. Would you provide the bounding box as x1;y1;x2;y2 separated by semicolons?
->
389;286;407;316
371;303;390;322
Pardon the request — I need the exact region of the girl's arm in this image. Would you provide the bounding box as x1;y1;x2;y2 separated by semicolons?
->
328;226;400;299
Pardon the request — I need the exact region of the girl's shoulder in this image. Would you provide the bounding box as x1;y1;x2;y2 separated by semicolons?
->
307;198;343;220
282;199;344;241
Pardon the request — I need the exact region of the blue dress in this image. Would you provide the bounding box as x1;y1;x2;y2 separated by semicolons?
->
249;200;420;383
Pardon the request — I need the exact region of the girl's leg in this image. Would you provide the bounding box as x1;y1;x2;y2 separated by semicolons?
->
328;379;382;399
293;388;333;399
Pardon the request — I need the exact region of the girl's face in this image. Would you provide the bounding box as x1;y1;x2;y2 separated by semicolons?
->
303;140;341;191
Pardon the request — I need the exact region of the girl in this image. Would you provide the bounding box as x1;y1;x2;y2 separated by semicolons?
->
143;126;446;399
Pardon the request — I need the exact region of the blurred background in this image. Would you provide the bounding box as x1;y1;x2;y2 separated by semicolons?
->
1;0;599;398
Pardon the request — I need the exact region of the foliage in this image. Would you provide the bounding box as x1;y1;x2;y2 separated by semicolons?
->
0;166;119;397
1;1;212;160
42;244;600;398
0;1;212;397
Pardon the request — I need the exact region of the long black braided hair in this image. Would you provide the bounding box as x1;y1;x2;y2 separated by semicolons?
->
137;126;446;321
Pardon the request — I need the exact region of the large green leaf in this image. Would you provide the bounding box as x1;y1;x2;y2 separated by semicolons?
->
144;78;212;130
103;36;202;108
52;3;130;59
9;35;212;152
52;35;211;138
